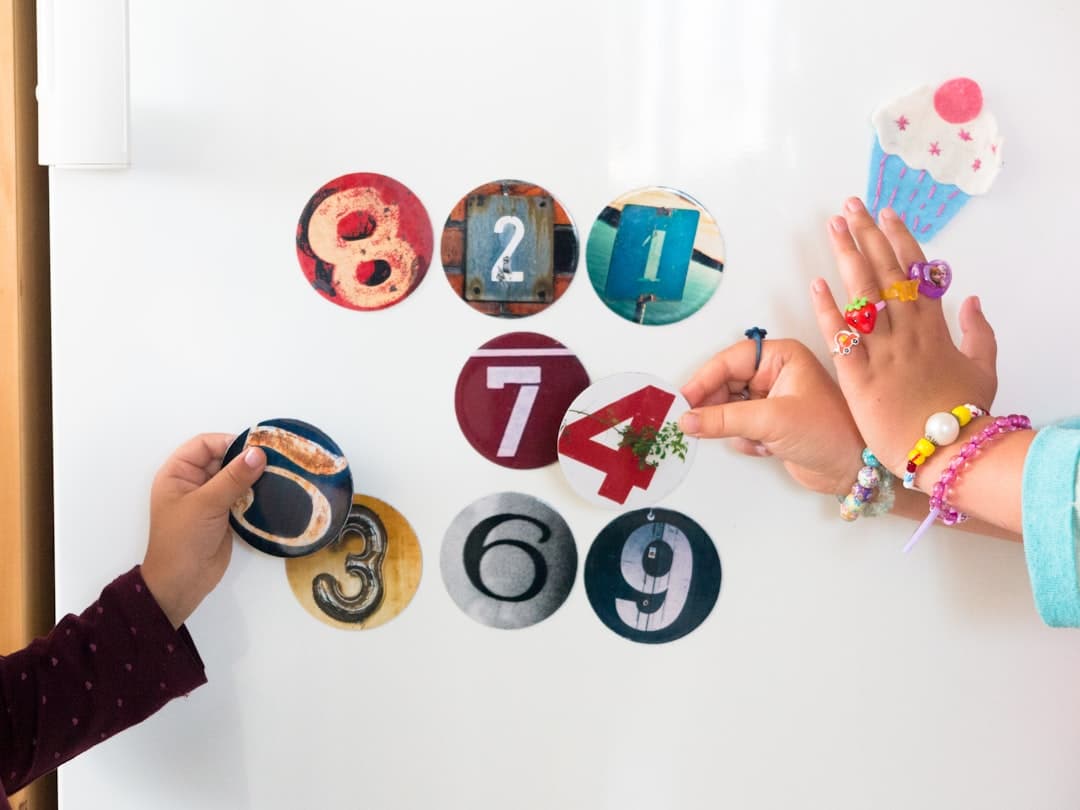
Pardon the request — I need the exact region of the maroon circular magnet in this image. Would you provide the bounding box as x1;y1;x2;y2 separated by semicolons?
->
455;332;590;469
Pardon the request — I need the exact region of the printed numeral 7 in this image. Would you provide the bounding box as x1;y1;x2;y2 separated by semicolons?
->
486;366;541;457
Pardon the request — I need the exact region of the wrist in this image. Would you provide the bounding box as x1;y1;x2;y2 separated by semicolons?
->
913;417;1033;533
140;559;193;629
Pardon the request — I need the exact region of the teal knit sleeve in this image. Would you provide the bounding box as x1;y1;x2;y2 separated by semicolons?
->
1021;418;1080;627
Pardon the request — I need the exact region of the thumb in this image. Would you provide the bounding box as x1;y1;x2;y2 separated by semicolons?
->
197;447;267;513
958;296;997;378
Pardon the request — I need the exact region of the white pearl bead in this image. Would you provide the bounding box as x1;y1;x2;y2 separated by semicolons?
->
924;411;960;445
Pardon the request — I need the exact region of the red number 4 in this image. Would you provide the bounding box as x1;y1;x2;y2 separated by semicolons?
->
558;385;675;504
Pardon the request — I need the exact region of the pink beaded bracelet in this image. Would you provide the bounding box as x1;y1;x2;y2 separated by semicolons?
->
903;413;1032;553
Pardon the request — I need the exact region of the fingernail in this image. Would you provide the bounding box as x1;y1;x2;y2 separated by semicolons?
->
829;216;847;233
844;197;863;213
679;411;701;436
972;295;982;313
243;448;264;468
880;207;897;221
811;277;826;294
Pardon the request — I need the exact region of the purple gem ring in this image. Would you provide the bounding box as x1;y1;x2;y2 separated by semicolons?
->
908;260;952;299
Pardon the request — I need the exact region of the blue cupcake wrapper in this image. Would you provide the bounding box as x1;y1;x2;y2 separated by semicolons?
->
866;138;970;243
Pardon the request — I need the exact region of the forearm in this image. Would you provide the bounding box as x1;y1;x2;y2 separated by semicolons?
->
887;479;1022;542
0;568;206;795
907;417;1031;536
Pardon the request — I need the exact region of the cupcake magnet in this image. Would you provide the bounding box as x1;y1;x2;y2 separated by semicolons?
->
867;78;1003;242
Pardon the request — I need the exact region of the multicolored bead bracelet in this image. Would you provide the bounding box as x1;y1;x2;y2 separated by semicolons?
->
840;448;895;521
903;403;987;489
903;414;1032;552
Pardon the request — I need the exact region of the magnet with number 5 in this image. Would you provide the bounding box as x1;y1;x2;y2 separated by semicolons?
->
585;508;721;644
440;493;577;630
455;332;590;470
441;179;578;318
558;373;697;508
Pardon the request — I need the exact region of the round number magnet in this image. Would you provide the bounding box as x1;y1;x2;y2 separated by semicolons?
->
222;418;353;558
584;508;721;644
586;187;724;325
296;172;433;311
455;332;590;469
285;494;422;631
440;179;578;317
440;493;577;630
558;372;697;508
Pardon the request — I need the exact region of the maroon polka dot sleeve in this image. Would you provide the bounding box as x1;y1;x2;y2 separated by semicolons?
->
0;566;208;806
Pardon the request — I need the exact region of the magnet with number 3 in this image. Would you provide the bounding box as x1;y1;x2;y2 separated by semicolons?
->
558;373;697;508
455;332;590;469
440;493;577;630
284;494;422;631
441;179;578;317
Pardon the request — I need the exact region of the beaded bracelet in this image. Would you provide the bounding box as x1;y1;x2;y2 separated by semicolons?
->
903;403;987;489
839;448;896;521
903;413;1032;552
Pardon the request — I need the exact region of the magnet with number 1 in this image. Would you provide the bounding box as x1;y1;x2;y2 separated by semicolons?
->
441;179;579;318
586;187;724;325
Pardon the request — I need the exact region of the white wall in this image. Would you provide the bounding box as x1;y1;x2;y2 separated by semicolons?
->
49;1;1080;808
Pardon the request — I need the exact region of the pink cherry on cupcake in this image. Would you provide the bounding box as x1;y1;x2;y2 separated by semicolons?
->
933;78;983;124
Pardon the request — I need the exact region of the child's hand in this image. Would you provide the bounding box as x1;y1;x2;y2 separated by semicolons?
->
812;199;999;479
142;434;266;628
678;338;865;495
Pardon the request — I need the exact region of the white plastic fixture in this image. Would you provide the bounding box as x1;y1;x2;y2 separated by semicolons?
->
36;0;129;168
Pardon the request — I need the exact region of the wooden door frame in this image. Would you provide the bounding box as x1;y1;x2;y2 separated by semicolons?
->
1;0;55;807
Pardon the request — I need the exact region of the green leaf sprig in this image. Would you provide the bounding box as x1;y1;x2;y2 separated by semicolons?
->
567;410;689;470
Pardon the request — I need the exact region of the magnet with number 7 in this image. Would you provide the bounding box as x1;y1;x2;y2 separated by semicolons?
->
455;332;590;470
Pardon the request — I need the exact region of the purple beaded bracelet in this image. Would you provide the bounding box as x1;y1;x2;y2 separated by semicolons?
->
903;413;1032;553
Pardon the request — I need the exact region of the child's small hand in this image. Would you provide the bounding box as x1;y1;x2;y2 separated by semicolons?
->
813;199;999;479
142;434;266;628
679;338;865;495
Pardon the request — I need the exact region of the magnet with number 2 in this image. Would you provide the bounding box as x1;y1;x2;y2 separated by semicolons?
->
441;179;578;317
558;373;697;508
584;508;721;644
585;187;724;325
455;332;590;469
440;493;577;630
296;172;433;311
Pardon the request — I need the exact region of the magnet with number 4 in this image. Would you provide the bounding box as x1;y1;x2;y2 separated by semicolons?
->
585;508;721;644
586;187;724;325
455;332;590;469
441;179;578;318
558;373;697;508
440;493;577;630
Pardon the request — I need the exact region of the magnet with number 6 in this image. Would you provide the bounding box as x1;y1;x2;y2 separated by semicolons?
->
455;332;590;469
440;493;578;630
